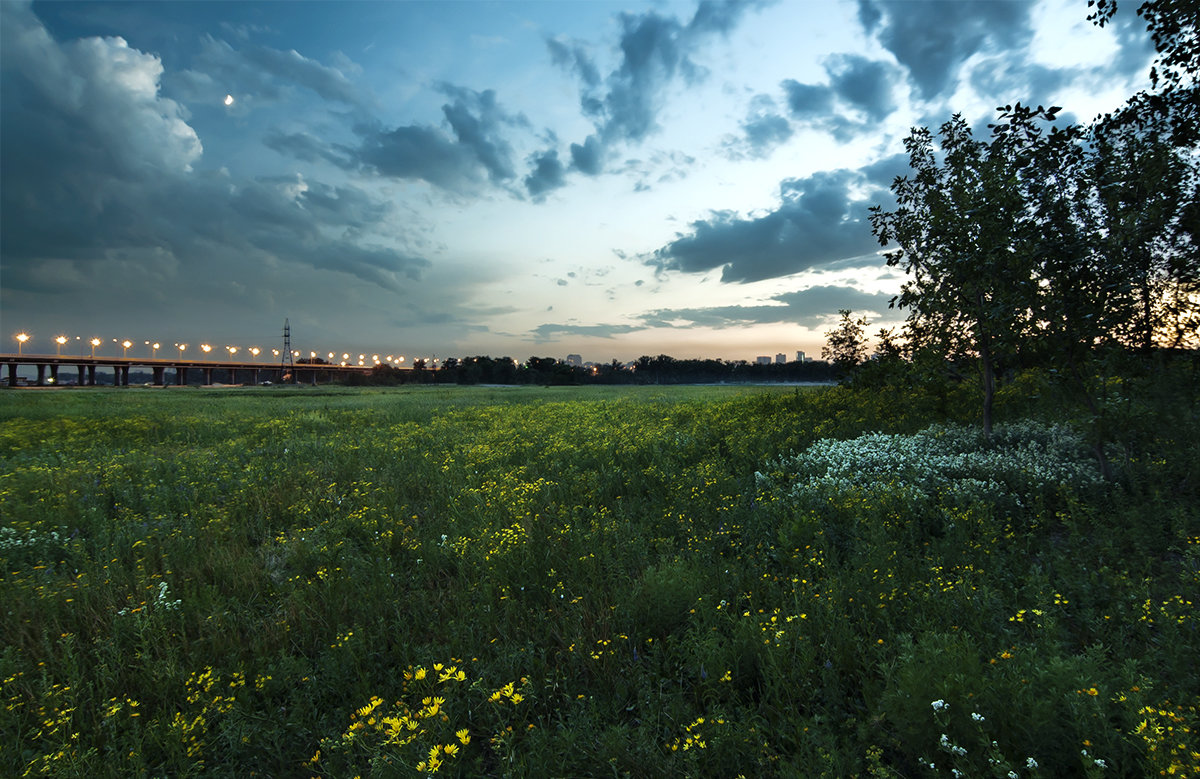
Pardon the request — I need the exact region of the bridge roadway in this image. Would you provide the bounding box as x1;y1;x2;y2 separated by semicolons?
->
0;353;376;387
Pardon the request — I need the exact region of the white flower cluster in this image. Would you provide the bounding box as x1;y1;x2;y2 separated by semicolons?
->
0;526;64;558
757;420;1102;507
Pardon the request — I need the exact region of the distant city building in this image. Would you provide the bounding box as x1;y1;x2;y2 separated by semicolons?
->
756;356;772;365
775;353;786;364
796;351;806;363
565;354;582;367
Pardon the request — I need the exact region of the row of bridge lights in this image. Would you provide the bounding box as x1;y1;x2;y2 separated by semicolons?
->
12;333;411;367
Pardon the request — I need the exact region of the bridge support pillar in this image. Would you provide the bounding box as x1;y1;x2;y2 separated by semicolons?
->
87;365;96;386
203;368;213;385
36;364;45;386
119;366;129;386
152;366;165;386
176;367;188;386
251;368;259;385
77;365;85;385
7;363;16;387
49;365;59;385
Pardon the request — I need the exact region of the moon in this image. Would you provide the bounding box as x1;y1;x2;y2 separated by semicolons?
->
224;94;234;106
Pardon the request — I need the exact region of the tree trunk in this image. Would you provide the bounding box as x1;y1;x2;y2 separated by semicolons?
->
977;310;995;441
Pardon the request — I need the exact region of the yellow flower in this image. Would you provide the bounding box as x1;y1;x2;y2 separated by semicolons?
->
414;668;427;680
444;743;459;756
509;693;524;704
456;728;471;745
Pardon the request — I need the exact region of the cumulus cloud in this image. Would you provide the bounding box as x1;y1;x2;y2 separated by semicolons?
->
649;168;890;283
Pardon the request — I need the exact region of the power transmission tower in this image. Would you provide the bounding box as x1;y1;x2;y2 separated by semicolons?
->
281;318;296;382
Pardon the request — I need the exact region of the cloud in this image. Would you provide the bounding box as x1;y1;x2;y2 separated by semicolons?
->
721;94;793;159
825;54;898;121
649;168;890;283
348;85;526;193
172;33;363;107
856;0;1036;100
530;323;642;342
549;1;765;179
1;3;429;302
640;285;896;329
524;148;567;198
776;54;900;142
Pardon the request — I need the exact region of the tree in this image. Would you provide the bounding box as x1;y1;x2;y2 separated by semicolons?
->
869;113;1041;437
822;309;869;376
1089;0;1199;146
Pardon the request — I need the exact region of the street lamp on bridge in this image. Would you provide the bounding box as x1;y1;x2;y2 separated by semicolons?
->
176;343;187;359
90;338;101;358
16;333;29;355
121;340;132;358
201;344;212;358
250;347;261;361
227;346;239;359
55;335;67;355
147;342;160;359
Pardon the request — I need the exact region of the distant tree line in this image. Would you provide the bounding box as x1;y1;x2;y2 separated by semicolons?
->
336;354;837;386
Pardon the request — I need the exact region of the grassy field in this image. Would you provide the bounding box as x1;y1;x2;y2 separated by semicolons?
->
1;382;1197;777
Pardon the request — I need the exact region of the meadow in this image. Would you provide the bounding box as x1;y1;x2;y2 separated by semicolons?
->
1;380;1197;777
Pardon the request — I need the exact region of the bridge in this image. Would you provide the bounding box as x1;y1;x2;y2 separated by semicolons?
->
0;353;381;387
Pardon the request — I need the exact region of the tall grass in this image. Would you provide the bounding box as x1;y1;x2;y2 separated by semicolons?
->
1;382;1196;777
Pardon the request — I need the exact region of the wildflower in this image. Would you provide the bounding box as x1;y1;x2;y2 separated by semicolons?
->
971;712;985;722
1027;757;1039;769
456;728;470;745
932;699;949;711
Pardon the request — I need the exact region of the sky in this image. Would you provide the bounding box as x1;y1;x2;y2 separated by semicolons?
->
0;0;1157;364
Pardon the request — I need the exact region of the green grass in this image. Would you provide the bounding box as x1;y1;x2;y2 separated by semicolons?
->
1;383;1196;777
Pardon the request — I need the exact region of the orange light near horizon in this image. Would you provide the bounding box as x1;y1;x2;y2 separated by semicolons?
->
55;335;67;355
121;340;132;357
250;347;261;361
90;337;101;357
16;333;30;355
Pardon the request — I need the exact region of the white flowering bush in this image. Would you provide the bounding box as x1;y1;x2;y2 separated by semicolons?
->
756;420;1104;511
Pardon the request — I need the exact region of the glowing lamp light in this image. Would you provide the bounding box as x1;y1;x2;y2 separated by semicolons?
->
16;333;30;355
201;344;212;356
250;347;261;360
90;338;101;357
55;335;67;355
121;340;132;357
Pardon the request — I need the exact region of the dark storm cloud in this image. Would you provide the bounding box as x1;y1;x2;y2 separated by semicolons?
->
641;286;896;330
1;3;428;301
856;0;1035;100
649;168;889;283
